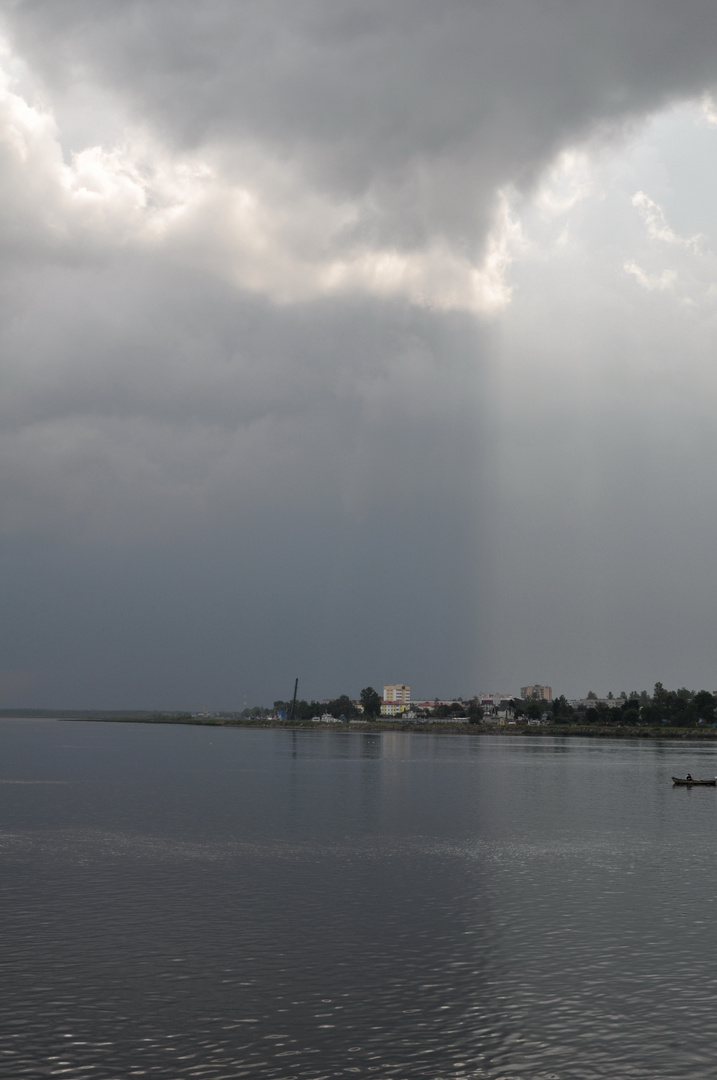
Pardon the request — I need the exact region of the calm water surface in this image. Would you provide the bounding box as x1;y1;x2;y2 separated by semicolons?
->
1;721;717;1079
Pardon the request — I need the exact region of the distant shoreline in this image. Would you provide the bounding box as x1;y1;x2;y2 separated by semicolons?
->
3;710;717;740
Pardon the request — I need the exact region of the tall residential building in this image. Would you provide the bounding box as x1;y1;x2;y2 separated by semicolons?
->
382;684;411;716
521;684;552;702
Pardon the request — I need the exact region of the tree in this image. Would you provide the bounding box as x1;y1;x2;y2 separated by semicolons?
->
520;699;543;721
640;683;704;727
619;695;640;725
693;690;716;724
296;699;325;720
551;695;573;722
467;697;484;724
595;701;612;724
327;694;358;720
360;686;382;718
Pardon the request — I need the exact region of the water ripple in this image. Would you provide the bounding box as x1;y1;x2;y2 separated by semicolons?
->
2;724;717;1077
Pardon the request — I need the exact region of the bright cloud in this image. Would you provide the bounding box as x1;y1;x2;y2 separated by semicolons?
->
0;39;516;314
623;259;677;291
534;150;594;218
631;190;701;248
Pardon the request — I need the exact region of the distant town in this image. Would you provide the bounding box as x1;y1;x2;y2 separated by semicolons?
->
239;681;717;729
5;682;717;733
268;684;553;724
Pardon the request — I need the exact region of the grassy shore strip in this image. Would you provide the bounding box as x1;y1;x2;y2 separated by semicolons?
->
4;710;717;739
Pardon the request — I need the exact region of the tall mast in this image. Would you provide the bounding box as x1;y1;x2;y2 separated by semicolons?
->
288;678;298;723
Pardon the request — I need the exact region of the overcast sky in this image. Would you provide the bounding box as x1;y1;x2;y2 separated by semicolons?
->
3;2;717;709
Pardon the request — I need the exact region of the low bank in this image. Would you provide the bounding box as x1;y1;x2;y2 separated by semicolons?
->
3;709;717;740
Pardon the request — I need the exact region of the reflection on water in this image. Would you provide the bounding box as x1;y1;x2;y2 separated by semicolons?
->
1;721;717;1078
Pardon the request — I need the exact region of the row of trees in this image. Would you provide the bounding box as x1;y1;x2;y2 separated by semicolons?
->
539;684;717;727
271;694;362;721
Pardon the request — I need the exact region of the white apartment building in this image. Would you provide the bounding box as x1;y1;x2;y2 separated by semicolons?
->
382;684;411;716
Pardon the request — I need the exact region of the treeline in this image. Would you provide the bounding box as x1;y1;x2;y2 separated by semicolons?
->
539;683;717;727
272;694;362;721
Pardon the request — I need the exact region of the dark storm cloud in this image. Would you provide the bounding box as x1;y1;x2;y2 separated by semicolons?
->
0;246;494;705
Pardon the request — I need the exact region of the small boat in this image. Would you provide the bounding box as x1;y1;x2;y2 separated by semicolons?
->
672;776;717;786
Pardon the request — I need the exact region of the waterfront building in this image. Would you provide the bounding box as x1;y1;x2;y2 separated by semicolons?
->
382;684;411;716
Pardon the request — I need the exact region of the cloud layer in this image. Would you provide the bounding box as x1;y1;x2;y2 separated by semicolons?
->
2;3;717;706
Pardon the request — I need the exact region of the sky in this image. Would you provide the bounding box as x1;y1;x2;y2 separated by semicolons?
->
3;1;717;709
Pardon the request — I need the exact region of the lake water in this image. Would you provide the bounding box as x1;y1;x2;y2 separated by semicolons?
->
1;721;717;1079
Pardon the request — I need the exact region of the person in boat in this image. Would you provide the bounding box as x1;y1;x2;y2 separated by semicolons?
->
686;773;693;782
